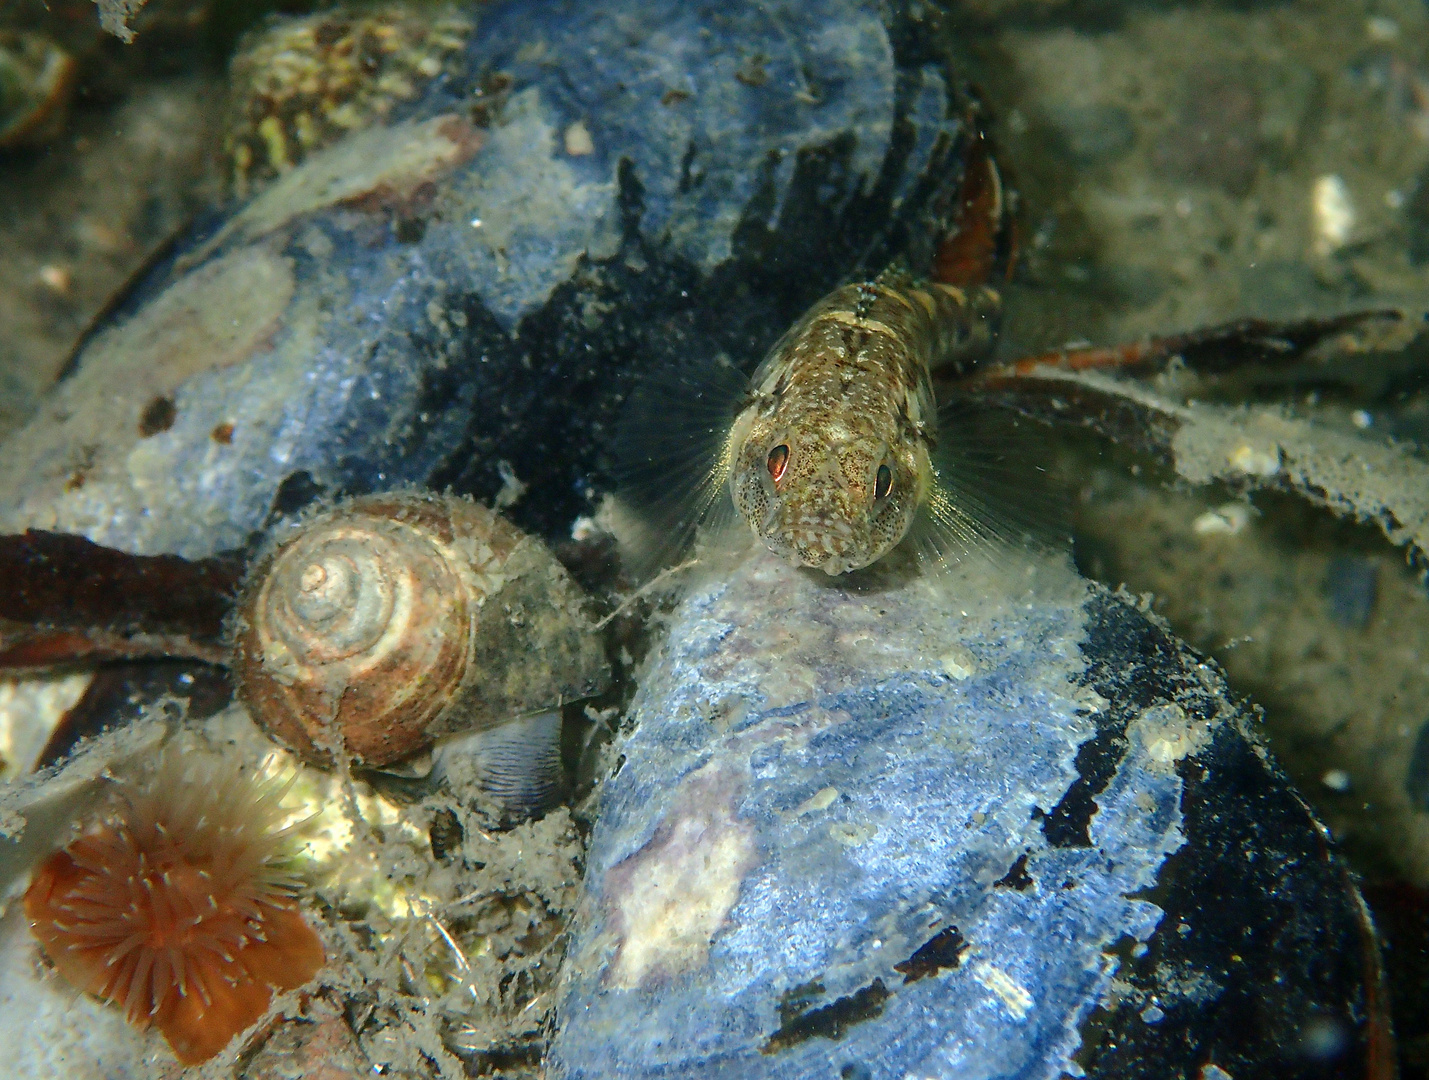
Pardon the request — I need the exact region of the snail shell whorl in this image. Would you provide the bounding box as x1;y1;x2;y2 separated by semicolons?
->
234;492;531;766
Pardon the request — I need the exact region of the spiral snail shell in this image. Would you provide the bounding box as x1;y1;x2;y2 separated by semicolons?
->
232;492;609;768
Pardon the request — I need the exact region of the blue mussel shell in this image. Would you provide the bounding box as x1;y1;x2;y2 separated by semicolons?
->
549;553;1383;1079
0;0;962;558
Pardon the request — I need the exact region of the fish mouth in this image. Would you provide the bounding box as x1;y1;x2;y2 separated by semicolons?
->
765;511;863;575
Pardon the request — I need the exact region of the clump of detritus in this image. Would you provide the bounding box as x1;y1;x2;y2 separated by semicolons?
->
224;5;473;199
91;0;147;42
307;787;585;1080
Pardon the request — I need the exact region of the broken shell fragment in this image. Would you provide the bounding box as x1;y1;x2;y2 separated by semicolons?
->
232;492;608;768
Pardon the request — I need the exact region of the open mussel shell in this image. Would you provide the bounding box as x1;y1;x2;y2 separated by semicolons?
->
232;492;608;768
548;552;1389;1078
433;710;567;822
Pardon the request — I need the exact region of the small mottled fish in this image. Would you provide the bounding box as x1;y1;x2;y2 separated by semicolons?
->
723;270;1002;574
615;267;1046;579
616;142;1046;578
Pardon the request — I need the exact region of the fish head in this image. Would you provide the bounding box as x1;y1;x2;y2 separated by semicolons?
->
728;403;928;574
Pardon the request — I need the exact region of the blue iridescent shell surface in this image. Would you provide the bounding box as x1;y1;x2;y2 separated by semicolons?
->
0;0;964;558
548;552;1378;1079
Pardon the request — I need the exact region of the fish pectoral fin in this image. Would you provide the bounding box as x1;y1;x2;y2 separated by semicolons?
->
611;352;750;582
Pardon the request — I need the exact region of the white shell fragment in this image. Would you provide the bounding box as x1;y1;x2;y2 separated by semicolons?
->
1311;174;1355;257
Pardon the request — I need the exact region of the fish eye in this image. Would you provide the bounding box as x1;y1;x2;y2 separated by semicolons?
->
767;444;790;482
875;463;893;500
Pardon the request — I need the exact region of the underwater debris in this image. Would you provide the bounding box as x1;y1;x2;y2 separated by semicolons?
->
91;0;147;42
0;530;242;670
977;347;1429;572
0;32;77;149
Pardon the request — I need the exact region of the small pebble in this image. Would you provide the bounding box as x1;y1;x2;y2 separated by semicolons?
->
941;647;976;680
564;121;595;156
1351;409;1372;429
1192;503;1250;536
1312;175;1355;256
794;786;839;816
1228;444;1280;477
36;264;70;294
1320;769;1351;793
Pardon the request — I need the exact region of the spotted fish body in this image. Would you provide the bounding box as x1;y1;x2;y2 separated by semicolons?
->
725;271;1002;574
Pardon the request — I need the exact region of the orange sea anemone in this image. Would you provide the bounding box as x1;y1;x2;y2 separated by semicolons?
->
23;747;326;1065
